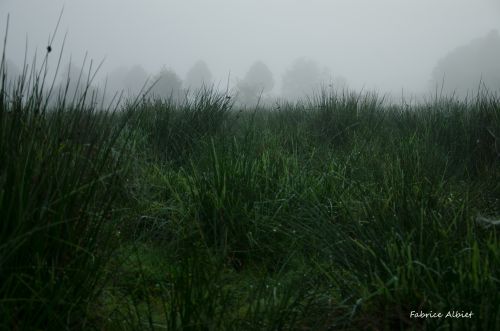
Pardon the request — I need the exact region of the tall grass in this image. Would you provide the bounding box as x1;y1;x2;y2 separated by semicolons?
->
0;29;139;328
100;87;500;330
1;26;499;329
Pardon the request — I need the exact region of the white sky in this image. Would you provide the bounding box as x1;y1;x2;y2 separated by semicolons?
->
1;0;499;95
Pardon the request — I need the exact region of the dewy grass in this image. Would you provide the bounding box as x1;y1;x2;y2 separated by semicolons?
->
117;88;497;330
0;25;140;329
2;24;499;330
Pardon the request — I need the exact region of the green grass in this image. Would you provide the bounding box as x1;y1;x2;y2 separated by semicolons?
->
1;40;499;330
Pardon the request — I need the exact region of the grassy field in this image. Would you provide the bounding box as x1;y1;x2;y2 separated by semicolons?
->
1;49;499;330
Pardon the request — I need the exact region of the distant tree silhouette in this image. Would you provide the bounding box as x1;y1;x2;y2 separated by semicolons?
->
431;30;500;97
236;61;274;105
281;58;323;101
150;67;183;101
281;58;348;101
105;65;149;100
185;60;213;90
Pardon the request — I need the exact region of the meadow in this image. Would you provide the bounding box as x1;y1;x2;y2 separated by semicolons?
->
0;47;499;330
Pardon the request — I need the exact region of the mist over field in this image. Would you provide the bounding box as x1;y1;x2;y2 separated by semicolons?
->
2;1;500;330
1;0;500;104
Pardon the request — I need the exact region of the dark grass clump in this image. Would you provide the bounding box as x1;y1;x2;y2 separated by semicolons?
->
0;34;137;329
136;87;233;164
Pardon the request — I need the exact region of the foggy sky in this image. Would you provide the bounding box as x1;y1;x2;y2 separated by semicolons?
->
1;0;499;98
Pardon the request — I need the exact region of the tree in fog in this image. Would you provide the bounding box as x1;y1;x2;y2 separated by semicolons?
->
431;30;500;97
281;58;323;101
105;65;149;100
149;67;183;101
185;60;213;90
236;61;274;105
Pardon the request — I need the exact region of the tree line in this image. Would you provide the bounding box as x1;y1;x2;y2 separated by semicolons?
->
3;29;499;105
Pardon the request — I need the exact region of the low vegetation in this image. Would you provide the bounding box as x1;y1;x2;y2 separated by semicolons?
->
1;46;499;330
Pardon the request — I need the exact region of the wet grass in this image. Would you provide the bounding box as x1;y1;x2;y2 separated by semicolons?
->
1;40;499;330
